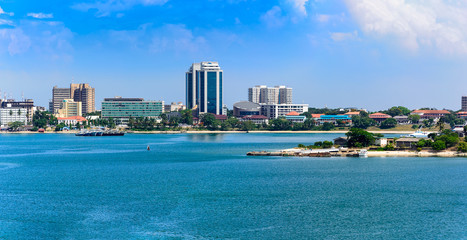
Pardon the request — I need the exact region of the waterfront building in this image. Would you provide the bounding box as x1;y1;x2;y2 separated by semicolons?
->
101;97;164;125
70;83;95;115
241;115;269;125
394;115;410;125
457;112;467;119
0;107;27;128
50;86;71;113
344;111;361;117
410;110;450;120
334;137;349;147
260;103;308;119
462;96;467;111
57;116;87;126
285;111;306;123
55;99;82;118
316;115;352;125
186;61;224;115
164;102;186;113
1;99;34;124
233;101;261;117
369;113;391;123
248;85;292;104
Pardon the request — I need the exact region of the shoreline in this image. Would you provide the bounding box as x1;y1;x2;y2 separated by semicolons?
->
0;130;414;135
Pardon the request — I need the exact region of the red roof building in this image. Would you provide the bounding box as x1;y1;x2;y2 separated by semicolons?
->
369;113;391;123
411;110;450;119
286;111;300;116
57;116;87;125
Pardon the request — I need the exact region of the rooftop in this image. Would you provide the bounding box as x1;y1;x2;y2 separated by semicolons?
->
411;110;450;114
286;111;300;116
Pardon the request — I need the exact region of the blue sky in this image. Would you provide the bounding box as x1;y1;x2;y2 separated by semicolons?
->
1;0;467;111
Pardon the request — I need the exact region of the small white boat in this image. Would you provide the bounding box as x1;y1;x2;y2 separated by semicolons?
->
359;149;368;158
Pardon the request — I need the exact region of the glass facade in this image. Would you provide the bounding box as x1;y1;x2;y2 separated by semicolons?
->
207;72;217;114
102;100;163;124
186;73;193;109
199;72;205;112
219;72;222;114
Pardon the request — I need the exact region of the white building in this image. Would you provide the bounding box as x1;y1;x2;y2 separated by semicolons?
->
248;85;292;104
0;108;28;128
260;103;309;119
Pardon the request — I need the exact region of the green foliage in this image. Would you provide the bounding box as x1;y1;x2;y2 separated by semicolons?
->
386;106;411;117
321;122;335;131
435;130;459;147
8;121;24;131
411;124;419;129
322;141;333;149
303;118;315;130
298;144;306;148
268;118;292;131
346;128;375;147
314;141;323;147
384;144;395;151
380;118;398;129
32;111;55;128
417;139;432;148
351;115;375;129
457;142;467;152
432;140;446;151
416;147;422;152
180;109;193;125
55;123;65;131
201;113;220;130
240;121;255;131
408;115;421;124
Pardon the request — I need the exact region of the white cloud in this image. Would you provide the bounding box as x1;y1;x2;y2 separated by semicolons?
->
316;14;331;23
0;6;14;16
261;6;287;28
287;0;309;16
72;0;168;17
0;19;13;26
344;0;467;55
330;31;358;42
27;13;54;19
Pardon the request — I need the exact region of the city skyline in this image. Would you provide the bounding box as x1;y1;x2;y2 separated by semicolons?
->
2;1;467;111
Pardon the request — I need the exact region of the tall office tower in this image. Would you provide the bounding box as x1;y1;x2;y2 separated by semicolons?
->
186;63;201;110
71;83;95;115
185;61;224;115
462;96;467;111
277;86;292;104
248;85;266;103
50;86;71;113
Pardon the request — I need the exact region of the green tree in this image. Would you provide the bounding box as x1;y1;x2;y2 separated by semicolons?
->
408;114;420;124
352;115;374;129
346;128;375;147
432;140;446;151
435;130;459;148
457;142;467;152
180;109;193;125
380;118;398;129
240;121;255;131
268;118;292;131
321;122;335;131
8;121;24;131
436;120;445;132
200;113;220;130
303;118;315;130
322;141;333;148
55;123;65;131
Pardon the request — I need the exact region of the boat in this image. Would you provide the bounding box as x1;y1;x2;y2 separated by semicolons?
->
403;129;430;138
75;130;124;136
359;149;368;158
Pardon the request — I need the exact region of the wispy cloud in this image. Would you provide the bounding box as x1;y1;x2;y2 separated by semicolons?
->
344;0;467;55
72;0;168;17
27;13;53;19
261;6;287;28
330;31;358;42
287;0;309;16
0;6;14;16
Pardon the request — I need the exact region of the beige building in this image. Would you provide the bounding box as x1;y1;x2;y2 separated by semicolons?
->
55;99;82;118
71;83;95;115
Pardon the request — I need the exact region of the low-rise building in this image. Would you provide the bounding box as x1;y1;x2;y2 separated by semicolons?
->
57;116;87;125
375;138;395;147
457;112;467;119
285;111;306;122
101;97;164;125
316;115;352;125
0;108;28;128
410;110;450;120
233;101;261;117
369;113;391;123
394;115;410;125
395;137;429;148
333;137;348;146
260;103;308;119
241;115;269;125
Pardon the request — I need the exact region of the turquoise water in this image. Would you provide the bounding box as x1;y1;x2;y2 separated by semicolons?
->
0;133;466;239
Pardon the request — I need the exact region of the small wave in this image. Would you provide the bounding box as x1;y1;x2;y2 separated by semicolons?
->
0;162;20;170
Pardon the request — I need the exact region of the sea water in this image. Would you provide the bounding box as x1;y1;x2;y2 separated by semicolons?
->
0;133;466;239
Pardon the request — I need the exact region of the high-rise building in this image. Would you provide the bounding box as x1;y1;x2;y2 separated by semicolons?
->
55;99;82;118
462;96;467;111
0;108;27;128
1;99;34;124
185;61;224;115
248;85;292;104
50;86;71;113
101;97;164;125
71;83;95;115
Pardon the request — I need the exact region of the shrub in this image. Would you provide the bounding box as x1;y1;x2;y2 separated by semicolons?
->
384;144;395;151
458;142;467;152
417;147;422;152
322;141;333;149
298;144;306;148
432;140;446;151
